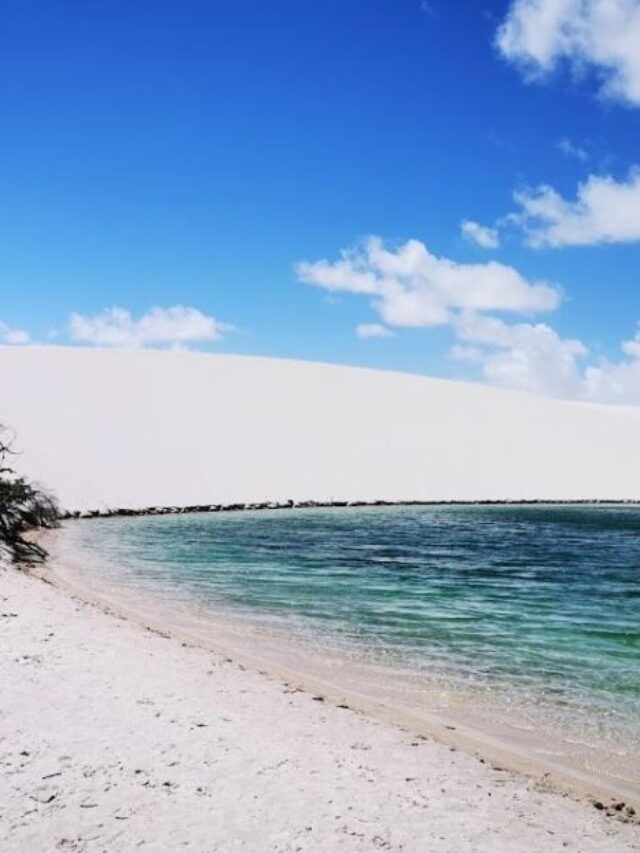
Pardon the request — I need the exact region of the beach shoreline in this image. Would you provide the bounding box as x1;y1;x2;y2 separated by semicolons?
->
41;524;640;810
1;543;639;851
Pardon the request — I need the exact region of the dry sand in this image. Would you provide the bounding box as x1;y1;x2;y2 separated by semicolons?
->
1;561;638;852
2;347;640;849
2;346;640;511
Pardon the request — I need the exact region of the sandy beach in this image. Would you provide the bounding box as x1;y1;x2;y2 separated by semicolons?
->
1;557;638;852
1;349;639;850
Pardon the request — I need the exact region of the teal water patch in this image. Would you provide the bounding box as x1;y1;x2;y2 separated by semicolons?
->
68;505;640;739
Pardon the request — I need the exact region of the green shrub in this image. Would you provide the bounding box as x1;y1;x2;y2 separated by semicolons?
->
0;426;59;564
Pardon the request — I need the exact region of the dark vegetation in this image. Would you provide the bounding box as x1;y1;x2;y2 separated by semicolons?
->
0;426;59;564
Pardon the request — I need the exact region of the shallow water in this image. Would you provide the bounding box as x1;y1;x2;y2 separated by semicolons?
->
63;505;640;792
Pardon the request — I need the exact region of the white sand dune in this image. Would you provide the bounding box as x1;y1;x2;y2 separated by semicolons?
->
1;345;639;511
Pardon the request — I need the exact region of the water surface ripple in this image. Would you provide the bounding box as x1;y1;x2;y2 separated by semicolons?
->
66;505;640;776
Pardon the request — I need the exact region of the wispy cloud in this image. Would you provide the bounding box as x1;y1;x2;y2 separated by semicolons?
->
557;137;588;162
0;322;30;345
419;1;438;17
460;219;501;249
356;323;395;339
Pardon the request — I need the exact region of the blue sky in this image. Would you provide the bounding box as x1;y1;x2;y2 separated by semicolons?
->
2;0;640;401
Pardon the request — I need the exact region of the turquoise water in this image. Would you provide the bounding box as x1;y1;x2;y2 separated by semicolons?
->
67;505;640;752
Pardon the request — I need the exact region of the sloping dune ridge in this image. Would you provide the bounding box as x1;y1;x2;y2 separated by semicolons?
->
1;345;639;511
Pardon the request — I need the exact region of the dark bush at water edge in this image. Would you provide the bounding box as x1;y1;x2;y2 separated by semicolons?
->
0;426;59;564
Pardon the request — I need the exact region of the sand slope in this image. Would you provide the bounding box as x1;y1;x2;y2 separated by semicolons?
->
1;563;637;852
1;346;639;511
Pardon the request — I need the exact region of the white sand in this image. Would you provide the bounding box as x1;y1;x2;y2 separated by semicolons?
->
1;346;640;511
1;562;638;852
2;347;639;849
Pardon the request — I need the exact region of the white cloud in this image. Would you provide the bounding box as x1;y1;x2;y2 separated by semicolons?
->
622;329;640;360
356;323;395;339
557;136;588;161
68;306;231;349
0;322;30;345
461;219;501;249
496;0;640;106
298;236;640;404
296;237;560;330
511;167;640;247
583;325;640;403
452;312;588;398
453;315;640;404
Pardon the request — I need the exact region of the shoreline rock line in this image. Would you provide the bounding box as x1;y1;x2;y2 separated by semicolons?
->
60;497;640;520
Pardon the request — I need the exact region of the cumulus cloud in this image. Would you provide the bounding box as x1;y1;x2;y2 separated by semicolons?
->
0;322;30;345
510;168;640;247
583;325;640;403
453;315;640;403
496;0;640;106
460;220;501;249
296;237;560;330
356;323;395;339
68;306;231;349
452;313;588;398
298;236;640;404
